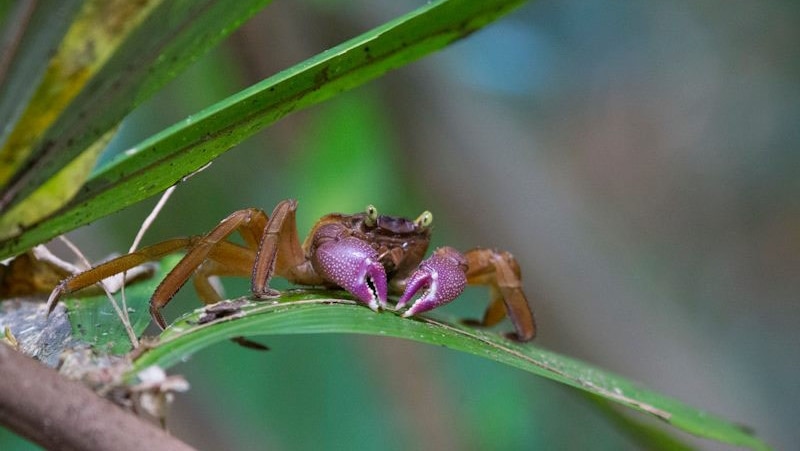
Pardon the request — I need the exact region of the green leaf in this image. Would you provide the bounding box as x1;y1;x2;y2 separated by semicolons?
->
131;293;770;451
0;1;83;147
0;0;271;239
0;0;528;260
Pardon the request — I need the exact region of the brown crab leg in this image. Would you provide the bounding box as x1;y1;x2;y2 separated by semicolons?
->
46;238;195;314
148;208;269;328
251;199;322;297
190;242;258;303
464;248;537;341
477;286;508;326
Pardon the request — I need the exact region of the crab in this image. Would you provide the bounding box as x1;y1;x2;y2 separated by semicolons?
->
47;199;536;341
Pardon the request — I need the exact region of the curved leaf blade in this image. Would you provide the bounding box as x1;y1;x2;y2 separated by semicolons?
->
0;0;528;259
132;293;769;451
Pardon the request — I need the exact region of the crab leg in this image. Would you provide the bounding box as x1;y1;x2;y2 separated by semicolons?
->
191;242;258;303
48;214;270;329
251;199;322;297
46;238;195;314
144;208;270;328
463;248;536;341
397;247;536;342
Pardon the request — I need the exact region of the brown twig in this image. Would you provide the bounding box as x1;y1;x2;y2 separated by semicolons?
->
0;343;195;451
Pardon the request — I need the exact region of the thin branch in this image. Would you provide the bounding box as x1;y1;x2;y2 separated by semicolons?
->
119;185;177;328
128;185;177;254
0;343;195;451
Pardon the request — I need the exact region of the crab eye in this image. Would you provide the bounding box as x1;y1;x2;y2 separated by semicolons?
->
365;205;378;226
415;211;433;228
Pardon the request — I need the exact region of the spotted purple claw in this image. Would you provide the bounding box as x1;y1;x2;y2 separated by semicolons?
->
397;247;468;317
313;236;388;311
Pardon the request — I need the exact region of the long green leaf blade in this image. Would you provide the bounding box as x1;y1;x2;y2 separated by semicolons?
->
0;0;528;260
131;293;769;451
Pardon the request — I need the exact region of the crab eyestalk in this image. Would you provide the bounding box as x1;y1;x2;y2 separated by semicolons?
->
414;210;433;228
312;236;388;310
364;205;378;227
396;246;467;316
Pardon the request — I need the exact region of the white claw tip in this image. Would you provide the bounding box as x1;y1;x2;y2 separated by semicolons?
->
367;299;381;312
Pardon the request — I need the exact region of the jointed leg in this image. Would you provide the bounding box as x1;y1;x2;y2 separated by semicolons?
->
251;199;321;297
469;286;507;326
49;202;318;330
191;241;258;304
464;248;536;341
46;238;195;313
149;208;268;328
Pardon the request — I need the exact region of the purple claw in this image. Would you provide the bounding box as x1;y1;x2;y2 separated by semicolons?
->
313;237;388;310
397;247;468;317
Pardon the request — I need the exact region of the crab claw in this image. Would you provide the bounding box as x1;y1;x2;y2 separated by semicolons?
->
397;247;468;317
314;237;388;311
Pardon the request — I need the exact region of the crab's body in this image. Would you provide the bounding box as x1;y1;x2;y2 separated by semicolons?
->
305;209;436;297
310;210;431;283
48;199;536;341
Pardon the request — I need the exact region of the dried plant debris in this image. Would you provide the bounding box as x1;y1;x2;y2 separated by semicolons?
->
196;298;251;325
128;366;190;422
0;299;76;367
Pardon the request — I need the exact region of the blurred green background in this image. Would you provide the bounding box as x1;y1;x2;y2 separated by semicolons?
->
3;0;798;449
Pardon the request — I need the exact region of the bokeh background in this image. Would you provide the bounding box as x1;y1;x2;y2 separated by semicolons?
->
4;0;799;449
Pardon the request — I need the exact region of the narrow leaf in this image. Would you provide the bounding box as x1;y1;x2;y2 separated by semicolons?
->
131;294;770;451
0;128;116;237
